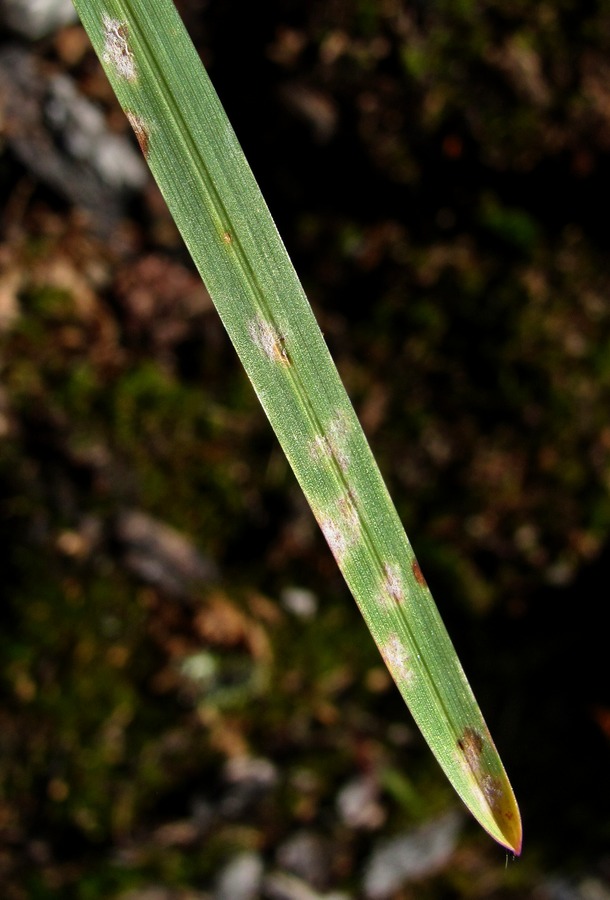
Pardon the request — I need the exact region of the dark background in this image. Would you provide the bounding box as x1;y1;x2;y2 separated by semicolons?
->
1;0;610;896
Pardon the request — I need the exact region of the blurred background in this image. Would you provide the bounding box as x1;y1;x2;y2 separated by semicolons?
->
1;0;610;897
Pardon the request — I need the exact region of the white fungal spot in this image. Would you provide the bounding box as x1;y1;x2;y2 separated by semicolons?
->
319;516;349;560
103;15;137;81
327;412;351;472
380;633;413;684
248;317;289;364
318;493;361;562
378;563;405;608
309;434;329;463
308;413;351;472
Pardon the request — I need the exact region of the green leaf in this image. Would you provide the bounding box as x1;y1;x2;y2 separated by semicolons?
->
72;0;522;853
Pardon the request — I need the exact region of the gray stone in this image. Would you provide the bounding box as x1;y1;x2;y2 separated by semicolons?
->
220;756;279;818
215;852;264;900
336;775;385;830
276;831;331;891
263;871;350;900
0;0;77;40
280;587;318;620
363;811;462;899
0;46;147;232
115;509;218;598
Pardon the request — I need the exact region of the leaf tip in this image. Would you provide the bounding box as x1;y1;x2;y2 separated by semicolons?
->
456;726;522;855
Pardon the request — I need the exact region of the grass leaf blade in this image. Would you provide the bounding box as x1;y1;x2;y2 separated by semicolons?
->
72;0;522;854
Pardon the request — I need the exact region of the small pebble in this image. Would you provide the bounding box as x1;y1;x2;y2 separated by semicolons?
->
215;851;264;900
363;811;462;899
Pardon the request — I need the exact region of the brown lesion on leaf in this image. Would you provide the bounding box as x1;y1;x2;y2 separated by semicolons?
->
126;111;150;158
412;558;427;587
457;731;518;834
222;231;232;244
457;726;484;770
276;332;291;365
481;773;506;820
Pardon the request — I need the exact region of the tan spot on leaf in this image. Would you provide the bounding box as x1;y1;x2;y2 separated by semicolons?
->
126;111;149;158
248;317;290;365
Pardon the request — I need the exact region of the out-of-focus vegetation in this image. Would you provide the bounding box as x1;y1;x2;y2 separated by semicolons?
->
1;0;610;897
